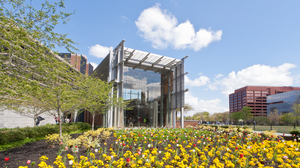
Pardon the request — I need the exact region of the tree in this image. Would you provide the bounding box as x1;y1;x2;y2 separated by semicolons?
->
79;76;129;131
193;111;210;121
1;0;78;98
0;0;82;138
268;109;280;125
43;71;82;138
280;113;295;125
230;106;252;122
292;102;300;125
176;104;194;120
4;81;52;127
0;0;77;52
210;112;229;123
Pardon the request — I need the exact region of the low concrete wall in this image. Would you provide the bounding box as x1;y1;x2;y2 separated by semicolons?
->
176;120;199;128
0;110;56;129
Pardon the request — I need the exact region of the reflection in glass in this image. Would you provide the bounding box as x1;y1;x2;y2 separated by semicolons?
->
123;66;162;127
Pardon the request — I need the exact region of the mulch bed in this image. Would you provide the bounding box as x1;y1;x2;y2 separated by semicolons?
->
0;133;115;168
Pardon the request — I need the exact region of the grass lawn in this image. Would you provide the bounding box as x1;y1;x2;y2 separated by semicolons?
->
252;125;300;133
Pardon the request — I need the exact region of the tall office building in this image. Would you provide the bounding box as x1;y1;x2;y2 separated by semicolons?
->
59;53;93;76
229;86;300;117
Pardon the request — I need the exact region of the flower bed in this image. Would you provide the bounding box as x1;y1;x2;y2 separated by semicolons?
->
6;126;300;168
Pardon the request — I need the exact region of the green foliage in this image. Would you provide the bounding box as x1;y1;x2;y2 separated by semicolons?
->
80;76;129;130
293;102;300;124
0;136;44;151
253;116;269;125
0;0;77;52
289;129;300;137
230;106;253;122
0;122;90;145
280;113;296;125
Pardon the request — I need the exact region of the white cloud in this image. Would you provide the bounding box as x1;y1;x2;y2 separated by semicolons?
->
135;4;222;51
89;62;98;70
185;75;210;87
215;74;223;78
185;92;228;115
216;63;297;95
88;44;109;58
121;15;129;22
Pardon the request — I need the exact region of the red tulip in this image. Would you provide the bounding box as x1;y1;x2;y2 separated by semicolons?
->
75;146;78;148
65;146;68;150
123;143;125;146
127;158;130;162
240;154;244;158
27;160;31;164
4;157;9;162
235;147;238;150
283;133;285;136
193;144;196;147
271;135;273;137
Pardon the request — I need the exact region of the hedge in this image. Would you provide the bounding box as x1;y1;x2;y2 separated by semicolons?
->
0;122;91;145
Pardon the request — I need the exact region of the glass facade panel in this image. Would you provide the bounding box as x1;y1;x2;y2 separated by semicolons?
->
123;66;163;127
267;90;300;115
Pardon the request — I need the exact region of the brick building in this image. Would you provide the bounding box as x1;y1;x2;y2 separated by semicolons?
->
59;53;93;76
229;86;300;117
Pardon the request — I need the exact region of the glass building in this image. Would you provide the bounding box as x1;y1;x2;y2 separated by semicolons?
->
92;40;186;128
267;90;300;115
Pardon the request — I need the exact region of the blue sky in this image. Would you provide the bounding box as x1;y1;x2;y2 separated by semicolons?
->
53;0;300;115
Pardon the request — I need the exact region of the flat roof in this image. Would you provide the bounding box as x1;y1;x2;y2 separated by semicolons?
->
123;48;181;72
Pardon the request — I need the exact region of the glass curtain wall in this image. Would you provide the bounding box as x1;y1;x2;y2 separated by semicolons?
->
123;66;162;127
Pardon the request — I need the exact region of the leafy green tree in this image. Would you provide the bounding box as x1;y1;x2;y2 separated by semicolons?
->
293;102;300;125
79;76;129;130
210;112;229;123
0;0;81;138
193;111;210;121
43;72;82;137
4;81;52;127
280;113;295;125
253;116;269;125
1;0;78;97
0;0;77;52
230;106;253;122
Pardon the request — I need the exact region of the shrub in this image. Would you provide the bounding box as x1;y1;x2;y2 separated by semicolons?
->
76;122;92;130
0;122;91;145
290;129;300;137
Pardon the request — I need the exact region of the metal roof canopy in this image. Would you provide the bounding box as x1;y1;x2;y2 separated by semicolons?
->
124;48;182;73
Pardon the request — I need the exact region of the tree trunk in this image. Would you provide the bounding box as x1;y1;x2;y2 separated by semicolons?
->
58;108;62;138
34;116;37;127
92;114;95;131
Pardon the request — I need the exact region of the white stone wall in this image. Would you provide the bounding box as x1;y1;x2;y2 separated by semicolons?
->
0;110;56;129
